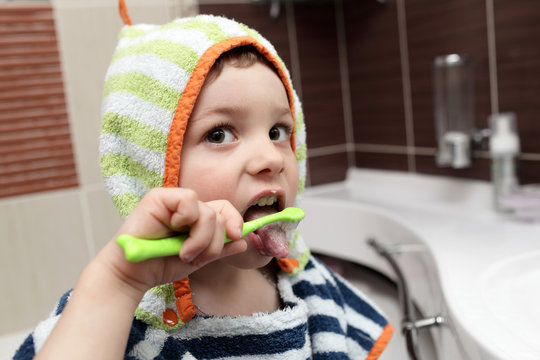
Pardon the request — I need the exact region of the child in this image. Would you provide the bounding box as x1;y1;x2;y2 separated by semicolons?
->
14;6;392;360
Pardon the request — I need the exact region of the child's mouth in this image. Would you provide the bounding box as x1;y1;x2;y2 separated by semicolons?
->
243;201;289;259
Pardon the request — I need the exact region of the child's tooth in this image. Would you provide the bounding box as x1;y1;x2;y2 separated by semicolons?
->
253;195;277;207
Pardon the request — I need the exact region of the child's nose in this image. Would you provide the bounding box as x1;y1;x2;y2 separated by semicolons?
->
246;138;285;176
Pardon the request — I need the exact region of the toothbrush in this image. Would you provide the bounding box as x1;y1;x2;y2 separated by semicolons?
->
116;207;305;262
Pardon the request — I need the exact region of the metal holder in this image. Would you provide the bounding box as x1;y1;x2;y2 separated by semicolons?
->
367;238;445;360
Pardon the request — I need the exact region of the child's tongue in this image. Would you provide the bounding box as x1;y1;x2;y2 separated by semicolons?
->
243;206;289;259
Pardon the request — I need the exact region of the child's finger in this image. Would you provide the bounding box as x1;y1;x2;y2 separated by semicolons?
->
188;211;227;266
179;202;217;263
205;200;244;241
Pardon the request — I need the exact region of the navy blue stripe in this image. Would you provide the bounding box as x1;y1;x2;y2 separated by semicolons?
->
347;324;375;351
313;351;349;360
124;318;148;358
13;334;35;360
292;280;345;308
55;289;72;315
156;337;189;359
161;323;307;358
333;274;388;327
307;314;343;335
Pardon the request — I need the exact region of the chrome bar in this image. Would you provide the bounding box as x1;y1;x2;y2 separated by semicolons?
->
367;238;444;360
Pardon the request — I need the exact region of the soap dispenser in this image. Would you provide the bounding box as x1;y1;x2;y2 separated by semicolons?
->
489;112;520;212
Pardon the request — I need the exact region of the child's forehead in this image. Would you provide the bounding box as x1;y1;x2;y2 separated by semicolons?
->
190;63;293;121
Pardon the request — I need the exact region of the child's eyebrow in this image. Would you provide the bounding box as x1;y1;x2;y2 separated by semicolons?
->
193;104;293;121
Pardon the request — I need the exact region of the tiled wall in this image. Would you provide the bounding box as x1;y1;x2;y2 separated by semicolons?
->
200;0;540;186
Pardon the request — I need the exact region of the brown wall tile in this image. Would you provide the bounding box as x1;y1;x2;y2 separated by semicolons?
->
415;155;491;181
405;0;492;150
294;2;346;149
494;0;540;155
355;152;409;172
344;0;406;146
198;3;292;70
308;152;349;185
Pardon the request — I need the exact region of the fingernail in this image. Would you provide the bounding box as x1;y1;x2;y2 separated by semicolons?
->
182;252;195;263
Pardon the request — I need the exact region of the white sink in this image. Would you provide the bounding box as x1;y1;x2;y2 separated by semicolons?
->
301;168;540;360
482;250;540;355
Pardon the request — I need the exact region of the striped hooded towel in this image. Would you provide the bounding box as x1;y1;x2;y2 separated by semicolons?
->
14;3;393;359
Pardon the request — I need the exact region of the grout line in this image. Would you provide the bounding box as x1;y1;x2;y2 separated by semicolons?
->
396;0;416;173
307;143;438;157
334;0;356;168
285;1;303;100
486;0;499;115
79;188;96;261
308;143;349;158
520;153;540;161
355;143;436;156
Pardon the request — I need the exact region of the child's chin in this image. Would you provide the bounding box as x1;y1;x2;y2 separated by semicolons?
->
223;248;274;270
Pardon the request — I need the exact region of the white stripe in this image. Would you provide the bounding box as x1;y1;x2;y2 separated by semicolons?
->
221;344;311;360
32;315;60;353
346;336;371;358
312;331;348;353
200;15;248;38
344;303;384;340
101;92;173;135
174;302;308;340
128;326;167;359
117;26;213;57
289;265;325;286
137;289;172;318
100;133;165;175
103;174;151;199
312;257;338;286
104;53;190;91
304;296;347;331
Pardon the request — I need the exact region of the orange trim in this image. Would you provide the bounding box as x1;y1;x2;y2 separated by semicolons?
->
366;323;394;360
118;0;132;26
173;278;196;323
277;258;299;273
164;36;297;187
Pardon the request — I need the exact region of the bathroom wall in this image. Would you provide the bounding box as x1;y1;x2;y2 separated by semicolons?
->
199;0;540;186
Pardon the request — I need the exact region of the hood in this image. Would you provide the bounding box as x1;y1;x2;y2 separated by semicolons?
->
100;2;309;330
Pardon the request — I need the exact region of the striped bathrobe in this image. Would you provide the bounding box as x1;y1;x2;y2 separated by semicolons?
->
13;256;392;359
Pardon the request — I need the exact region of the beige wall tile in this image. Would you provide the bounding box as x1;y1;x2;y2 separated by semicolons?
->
85;186;123;254
0;190;89;335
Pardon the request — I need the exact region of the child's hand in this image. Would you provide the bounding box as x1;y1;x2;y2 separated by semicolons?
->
96;188;247;296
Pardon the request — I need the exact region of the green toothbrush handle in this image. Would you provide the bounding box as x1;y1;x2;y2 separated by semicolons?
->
116;233;233;263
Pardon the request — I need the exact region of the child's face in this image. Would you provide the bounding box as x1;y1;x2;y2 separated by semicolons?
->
179;60;299;268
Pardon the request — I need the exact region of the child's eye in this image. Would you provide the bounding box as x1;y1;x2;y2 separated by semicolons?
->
205;127;235;144
269;125;292;142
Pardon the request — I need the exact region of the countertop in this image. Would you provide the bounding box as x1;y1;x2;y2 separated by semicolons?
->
300;168;540;360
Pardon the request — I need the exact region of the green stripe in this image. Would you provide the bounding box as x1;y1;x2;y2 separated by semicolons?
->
296;143;307;163
295;109;305;131
101;153;163;188
297;176;306;195
120;26;151;40
135;307;184;331
150;283;176;303
112;40;199;75
112;193;142;218
238;23;260;41
179;18;229;43
101;112;169;153
103;73;179;113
